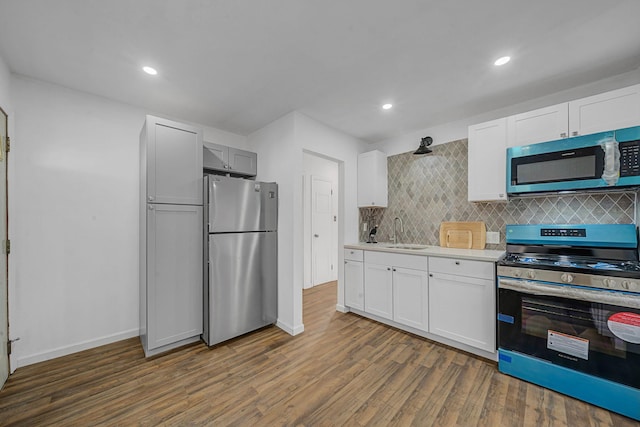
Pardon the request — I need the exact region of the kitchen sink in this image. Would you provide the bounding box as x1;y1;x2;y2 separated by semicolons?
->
383;243;430;250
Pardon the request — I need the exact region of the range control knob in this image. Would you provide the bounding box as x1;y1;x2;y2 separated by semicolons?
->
526;270;536;279
603;278;617;288
513;270;522;278
561;273;574;283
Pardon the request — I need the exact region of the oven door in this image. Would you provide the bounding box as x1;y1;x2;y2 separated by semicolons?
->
497;277;640;389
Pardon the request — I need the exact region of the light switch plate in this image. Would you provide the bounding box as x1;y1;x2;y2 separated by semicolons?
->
486;231;500;244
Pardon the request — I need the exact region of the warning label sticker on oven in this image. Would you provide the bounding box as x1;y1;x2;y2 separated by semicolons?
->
608;312;640;344
547;330;589;360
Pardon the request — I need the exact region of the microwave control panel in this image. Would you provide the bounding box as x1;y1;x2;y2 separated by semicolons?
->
619;140;640;177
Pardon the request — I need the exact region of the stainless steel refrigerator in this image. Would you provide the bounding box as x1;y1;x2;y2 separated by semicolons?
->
203;174;278;346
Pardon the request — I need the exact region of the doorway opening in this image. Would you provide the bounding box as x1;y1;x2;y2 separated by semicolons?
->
303;152;339;290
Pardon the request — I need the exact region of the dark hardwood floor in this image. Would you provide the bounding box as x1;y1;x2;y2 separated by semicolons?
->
0;281;637;426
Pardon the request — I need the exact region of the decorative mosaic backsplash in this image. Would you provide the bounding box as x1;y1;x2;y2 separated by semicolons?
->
359;139;637;250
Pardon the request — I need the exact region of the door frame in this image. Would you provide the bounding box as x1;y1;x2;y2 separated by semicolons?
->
0;105;10;387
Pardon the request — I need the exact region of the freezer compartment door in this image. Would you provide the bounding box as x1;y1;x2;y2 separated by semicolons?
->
206;175;277;232
204;231;277;346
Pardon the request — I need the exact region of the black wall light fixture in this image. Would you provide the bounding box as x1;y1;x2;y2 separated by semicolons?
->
413;136;433;155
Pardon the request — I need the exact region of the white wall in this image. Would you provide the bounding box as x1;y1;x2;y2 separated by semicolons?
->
9;75;247;367
0;54;10;108
249;112;365;332
247;113;299;333
374;69;640;155
303;152;339;289
295;113;364;313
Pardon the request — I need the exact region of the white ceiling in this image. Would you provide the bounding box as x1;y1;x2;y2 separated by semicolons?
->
1;0;639;142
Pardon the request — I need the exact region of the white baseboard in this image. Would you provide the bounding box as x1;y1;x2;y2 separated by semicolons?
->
16;328;140;368
276;319;305;336
335;304;348;313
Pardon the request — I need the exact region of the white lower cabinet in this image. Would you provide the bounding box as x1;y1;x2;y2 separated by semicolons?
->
364;263;394;320
350;248;497;359
143;204;203;355
428;257;495;353
344;260;364;310
392;267;429;331
344;249;365;311
363;251;428;330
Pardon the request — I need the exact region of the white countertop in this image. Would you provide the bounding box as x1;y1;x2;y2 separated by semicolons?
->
345;242;505;262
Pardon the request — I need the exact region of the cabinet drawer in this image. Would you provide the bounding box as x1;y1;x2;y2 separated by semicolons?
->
365;251;427;270
428;257;494;280
344;248;364;262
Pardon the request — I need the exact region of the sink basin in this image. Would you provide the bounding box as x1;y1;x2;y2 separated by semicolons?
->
384;243;429;250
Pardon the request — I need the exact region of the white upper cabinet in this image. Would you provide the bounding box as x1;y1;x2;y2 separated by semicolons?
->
203;141;257;177
569;83;640;137
468;84;640;202
143;115;203;206
468;118;508;202
507;103;569;147
357;150;388;208
507;84;640;148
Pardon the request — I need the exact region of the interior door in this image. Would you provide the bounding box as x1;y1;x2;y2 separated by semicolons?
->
311;176;333;286
0;107;8;389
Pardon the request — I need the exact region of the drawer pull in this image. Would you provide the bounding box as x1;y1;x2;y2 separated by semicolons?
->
455;261;460;265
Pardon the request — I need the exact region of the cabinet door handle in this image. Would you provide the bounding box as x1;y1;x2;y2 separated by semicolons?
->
429;274;433;277
148;205;154;210
392;268;396;272
572;131;579;136
314;234;320;238
387;267;391;271
455;261;460;265
560;132;567;138
148;196;154;201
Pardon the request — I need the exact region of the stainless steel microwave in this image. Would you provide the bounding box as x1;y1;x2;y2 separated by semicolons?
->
506;125;640;195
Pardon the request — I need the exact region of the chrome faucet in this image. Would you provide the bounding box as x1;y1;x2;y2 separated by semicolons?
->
392;217;404;243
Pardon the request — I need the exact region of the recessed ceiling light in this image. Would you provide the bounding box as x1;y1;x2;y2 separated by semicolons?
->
494;56;511;66
382;103;393;110
142;66;158;75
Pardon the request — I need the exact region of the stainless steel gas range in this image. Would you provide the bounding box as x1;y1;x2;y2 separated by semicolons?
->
496;224;640;421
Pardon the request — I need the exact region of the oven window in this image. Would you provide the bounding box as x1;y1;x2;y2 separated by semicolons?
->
521;297;626;358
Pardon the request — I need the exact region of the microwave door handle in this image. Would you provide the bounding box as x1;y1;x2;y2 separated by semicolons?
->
600;137;620;186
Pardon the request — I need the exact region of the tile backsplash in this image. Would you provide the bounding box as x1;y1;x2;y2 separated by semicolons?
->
359;139;636;250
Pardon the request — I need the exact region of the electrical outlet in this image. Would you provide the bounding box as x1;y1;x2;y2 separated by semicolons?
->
486;231;500;244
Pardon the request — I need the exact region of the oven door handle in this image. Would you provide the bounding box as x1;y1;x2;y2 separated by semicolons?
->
498;278;640;309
